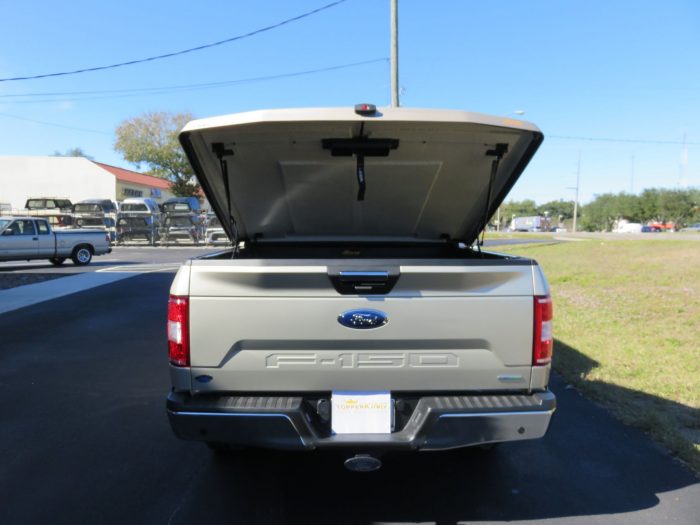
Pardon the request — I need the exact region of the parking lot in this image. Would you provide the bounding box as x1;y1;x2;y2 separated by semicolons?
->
0;244;697;524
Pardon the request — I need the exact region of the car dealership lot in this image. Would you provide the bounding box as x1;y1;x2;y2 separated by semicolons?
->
1;271;698;524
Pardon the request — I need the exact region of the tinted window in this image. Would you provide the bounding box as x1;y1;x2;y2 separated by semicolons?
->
37;221;50;234
0;219;11;231
121;203;149;212
118;218;147;227
45;200;56;208
163;203;191;212
55;200;72;209
26;199;45;209
14;220;36;235
169;217;192;227
74;204;103;213
77;218;104;227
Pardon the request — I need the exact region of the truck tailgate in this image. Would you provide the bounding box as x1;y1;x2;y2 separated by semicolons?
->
186;260;535;392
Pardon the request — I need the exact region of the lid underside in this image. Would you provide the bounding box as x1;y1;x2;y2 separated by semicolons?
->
179;107;543;245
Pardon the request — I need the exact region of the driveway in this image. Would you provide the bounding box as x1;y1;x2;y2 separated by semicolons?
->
0;273;697;524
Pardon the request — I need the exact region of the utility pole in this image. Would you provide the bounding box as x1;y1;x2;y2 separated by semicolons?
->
568;152;581;233
390;0;399;107
573;152;581;233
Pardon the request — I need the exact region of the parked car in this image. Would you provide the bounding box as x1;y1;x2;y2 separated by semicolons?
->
0;217;111;265
72;199;118;242
647;221;675;232
165;106;555;470
204;215;229;245
680;223;700;232
614;221;643;233
116;198;162;245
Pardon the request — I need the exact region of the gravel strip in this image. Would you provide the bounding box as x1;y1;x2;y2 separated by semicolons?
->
0;273;68;291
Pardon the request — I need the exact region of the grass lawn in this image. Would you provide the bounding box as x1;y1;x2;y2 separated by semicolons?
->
496;240;700;475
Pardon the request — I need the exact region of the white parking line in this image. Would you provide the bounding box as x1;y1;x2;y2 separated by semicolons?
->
97;263;183;273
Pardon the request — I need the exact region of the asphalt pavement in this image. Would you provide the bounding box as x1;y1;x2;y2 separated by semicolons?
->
1;272;698;525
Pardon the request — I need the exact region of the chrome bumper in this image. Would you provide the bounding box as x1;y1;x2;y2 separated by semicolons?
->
167;391;556;451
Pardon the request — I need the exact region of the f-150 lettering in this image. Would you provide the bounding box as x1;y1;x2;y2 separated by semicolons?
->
265;352;460;369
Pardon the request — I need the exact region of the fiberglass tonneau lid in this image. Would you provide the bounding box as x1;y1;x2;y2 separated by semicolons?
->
179;107;543;245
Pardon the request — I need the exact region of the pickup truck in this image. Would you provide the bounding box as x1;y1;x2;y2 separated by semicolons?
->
166;106;555;470
0;217;111;265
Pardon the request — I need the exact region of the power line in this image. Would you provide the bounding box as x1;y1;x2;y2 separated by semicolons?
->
0;58;388;104
549;134;700;146
0;0;348;82
0;112;111;135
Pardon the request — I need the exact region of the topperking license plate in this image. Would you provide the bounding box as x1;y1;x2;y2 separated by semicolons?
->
331;391;391;434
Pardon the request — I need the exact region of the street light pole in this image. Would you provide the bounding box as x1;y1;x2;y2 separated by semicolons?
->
390;0;399;107
567;152;581;233
573;152;581;233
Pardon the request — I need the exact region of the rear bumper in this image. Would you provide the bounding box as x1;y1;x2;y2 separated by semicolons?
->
167;391;556;451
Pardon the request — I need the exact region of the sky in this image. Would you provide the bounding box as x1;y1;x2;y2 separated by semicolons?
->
0;0;698;204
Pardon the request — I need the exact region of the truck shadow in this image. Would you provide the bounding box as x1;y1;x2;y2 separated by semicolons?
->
171;340;699;525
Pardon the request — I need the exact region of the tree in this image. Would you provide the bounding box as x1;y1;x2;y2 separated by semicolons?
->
656;189;695;226
114;112;200;197
538;199;575;221
580;193;619;231
51;147;93;160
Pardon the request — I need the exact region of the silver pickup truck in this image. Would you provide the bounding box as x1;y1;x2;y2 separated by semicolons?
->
0;217;111;266
166;106;555;470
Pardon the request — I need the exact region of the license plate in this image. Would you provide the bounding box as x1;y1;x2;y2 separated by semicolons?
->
331;391;391;434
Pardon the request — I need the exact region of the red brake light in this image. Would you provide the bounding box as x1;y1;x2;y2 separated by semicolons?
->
168;295;190;367
533;295;553;365
354;103;377;115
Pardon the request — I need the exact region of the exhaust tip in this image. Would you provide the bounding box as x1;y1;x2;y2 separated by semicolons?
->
344;454;382;472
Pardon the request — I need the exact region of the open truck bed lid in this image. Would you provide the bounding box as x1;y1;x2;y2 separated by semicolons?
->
179;106;543;245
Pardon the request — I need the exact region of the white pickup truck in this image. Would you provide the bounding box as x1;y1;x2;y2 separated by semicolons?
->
0;217;111;266
166;106;555;470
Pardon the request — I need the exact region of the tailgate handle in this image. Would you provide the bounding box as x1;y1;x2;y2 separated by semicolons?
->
330;270;399;295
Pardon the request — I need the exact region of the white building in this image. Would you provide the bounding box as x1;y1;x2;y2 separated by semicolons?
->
0;156;175;210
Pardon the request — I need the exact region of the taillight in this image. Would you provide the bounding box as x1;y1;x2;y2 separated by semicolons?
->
533;295;553;365
168;295;190;366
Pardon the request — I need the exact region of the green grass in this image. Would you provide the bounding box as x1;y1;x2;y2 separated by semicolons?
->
497;240;700;475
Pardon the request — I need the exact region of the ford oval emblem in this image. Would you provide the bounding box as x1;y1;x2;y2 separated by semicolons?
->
338;309;388;329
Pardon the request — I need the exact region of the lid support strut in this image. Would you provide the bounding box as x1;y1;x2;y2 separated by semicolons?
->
211;142;238;257
476;143;509;253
